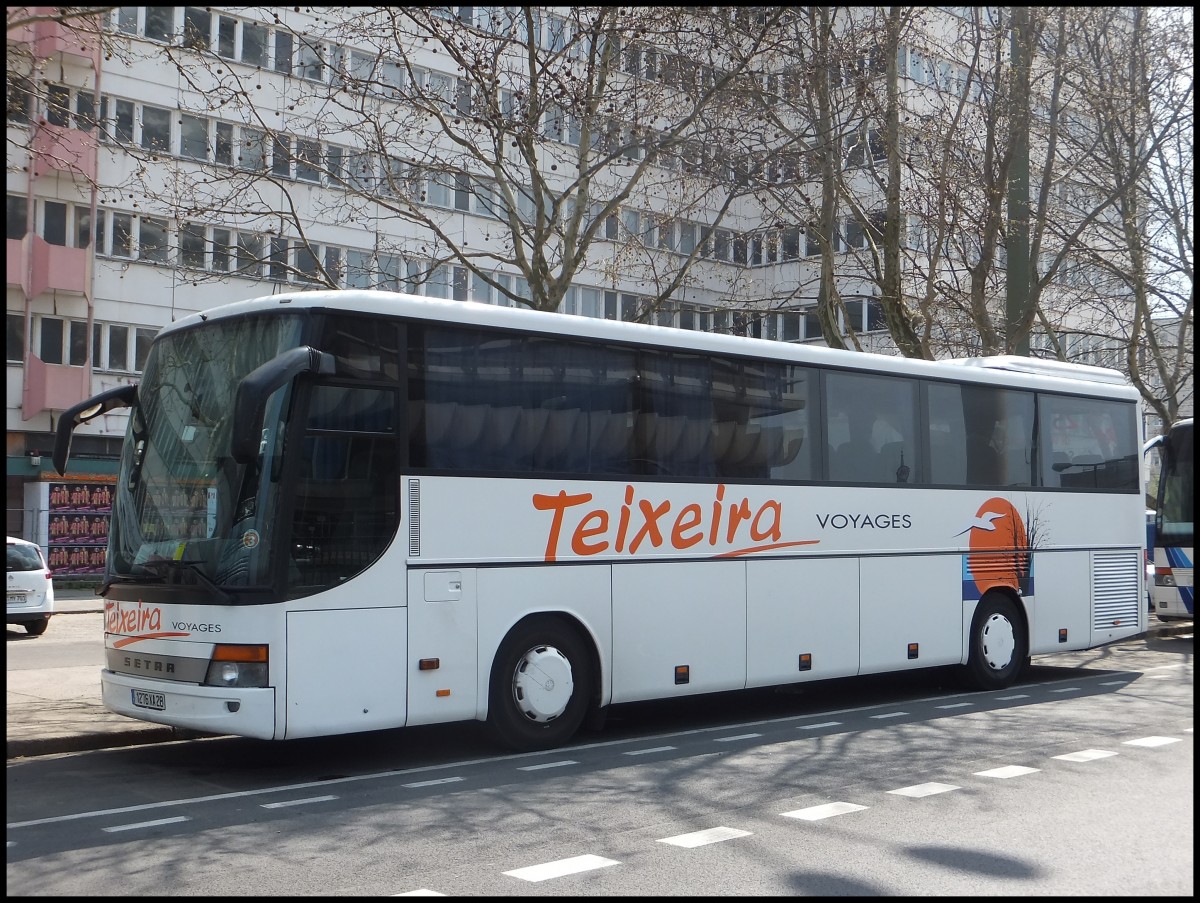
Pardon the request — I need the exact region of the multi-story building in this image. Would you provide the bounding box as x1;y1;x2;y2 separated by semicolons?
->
7;6;1186;572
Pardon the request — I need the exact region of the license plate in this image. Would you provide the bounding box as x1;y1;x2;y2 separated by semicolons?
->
132;689;166;711
8;593;27;606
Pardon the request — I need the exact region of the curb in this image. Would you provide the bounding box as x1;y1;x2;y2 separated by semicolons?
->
6;726;218;760
7;726;182;759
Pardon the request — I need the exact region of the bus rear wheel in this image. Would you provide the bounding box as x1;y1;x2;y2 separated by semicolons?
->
487;617;593;752
963;594;1027;691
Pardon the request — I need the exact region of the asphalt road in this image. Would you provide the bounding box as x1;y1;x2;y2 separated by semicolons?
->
6;626;1193;895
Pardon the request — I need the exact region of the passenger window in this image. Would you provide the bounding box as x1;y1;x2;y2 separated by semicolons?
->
825;372;919;483
1040;395;1138;491
927;383;1034;487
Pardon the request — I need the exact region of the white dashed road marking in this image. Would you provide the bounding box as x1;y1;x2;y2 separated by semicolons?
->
402;777;464;789
102;816;189;833
517;760;578;771
1123;736;1181;748
261;795;338;808
504;855;621;882
887;782;960;798
782;802;869;821
974;765;1041;779
657;826;753;848
1052;749;1117;763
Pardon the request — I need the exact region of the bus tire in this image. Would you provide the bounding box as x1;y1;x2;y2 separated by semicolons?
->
487;617;593;752
963;594;1027;691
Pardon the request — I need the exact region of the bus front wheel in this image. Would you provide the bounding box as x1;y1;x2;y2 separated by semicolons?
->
963;594;1028;691
487;617;593;752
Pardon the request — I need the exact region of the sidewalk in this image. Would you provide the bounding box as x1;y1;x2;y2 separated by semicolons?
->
7;587;206;759
7;589;1194;760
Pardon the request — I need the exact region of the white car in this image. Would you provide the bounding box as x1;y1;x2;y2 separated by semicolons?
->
7;536;55;636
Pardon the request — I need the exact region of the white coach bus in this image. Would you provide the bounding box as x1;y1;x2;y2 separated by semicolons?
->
54;290;1148;750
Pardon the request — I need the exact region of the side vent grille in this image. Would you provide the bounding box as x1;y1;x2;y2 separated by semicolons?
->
1092;550;1139;629
407;479;421;557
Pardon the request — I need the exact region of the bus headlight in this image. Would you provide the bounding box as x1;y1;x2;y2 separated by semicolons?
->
1155;569;1176;587
204;644;269;688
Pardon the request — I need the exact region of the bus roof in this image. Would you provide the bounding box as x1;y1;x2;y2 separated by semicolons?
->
165;289;1140;400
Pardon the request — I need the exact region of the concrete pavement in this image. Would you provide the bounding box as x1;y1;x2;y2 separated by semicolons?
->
6;587;1194;760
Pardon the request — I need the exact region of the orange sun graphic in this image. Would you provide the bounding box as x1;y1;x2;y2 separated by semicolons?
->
965;498;1029;596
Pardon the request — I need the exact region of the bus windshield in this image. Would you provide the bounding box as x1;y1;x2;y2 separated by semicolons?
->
107;313;305;594
1157;421;1194;549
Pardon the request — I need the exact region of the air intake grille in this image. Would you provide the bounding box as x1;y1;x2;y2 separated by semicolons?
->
1092;550;1139;629
407;479;421;557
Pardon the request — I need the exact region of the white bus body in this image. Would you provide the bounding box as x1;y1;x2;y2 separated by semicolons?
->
57;291;1148;750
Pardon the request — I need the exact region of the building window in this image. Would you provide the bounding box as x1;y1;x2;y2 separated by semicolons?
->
8;314;26;362
180;223;206;268
107;324;128;371
273;31;293;75
8;195;28;240
295;138;321;182
38;317;64;364
42;201;68;246
110;213;133;257
144;6;175;42
297;39;327;81
46;84;72;127
378;254;401;291
216;14;236;58
269;237;289;281
295;243;320;282
138;217;169;263
345;250;372;288
214;121;233;165
6;75;33;124
210;228;232;272
182;7;211;51
109;98;135;145
69;320;88;366
140;105;172;153
180;114;209;160
239;128;267;171
272;134;292;177
242;22;268;66
237;232;264;276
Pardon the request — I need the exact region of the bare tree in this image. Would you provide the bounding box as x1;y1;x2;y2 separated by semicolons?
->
1049;6;1193;425
113;6;791;317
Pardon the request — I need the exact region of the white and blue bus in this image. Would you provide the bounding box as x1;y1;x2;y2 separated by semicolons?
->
54;290;1148;750
1145;418;1194;622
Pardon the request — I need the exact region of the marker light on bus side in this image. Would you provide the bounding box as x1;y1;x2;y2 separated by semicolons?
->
204;644;269;688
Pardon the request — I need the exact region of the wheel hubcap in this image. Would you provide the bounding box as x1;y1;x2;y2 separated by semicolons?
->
512;645;574;723
980;613;1016;671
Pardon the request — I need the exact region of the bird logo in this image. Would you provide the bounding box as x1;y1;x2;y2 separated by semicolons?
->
954;510;1006;536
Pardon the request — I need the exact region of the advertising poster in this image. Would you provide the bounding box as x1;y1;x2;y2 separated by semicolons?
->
46;482;113;576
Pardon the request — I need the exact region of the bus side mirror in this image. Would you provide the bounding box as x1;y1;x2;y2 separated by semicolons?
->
230;346;335;463
53;384;138;476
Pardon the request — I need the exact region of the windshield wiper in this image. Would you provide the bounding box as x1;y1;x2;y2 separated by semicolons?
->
98;572;164;595
138;559;234;604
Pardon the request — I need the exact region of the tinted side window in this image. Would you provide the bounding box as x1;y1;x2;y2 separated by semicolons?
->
825;371;919;484
1040;395;1139;491
926;383;1035;487
409;325;636;475
711;358;817;481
